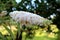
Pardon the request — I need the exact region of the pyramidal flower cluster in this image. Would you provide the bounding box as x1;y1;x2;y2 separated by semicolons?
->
9;11;52;26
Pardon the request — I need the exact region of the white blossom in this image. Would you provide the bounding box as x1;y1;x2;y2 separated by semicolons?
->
0;11;7;17
9;11;52;26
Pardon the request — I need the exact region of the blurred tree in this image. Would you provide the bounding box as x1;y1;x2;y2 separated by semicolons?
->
15;0;57;17
0;0;17;12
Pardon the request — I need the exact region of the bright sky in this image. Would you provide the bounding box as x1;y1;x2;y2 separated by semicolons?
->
15;0;21;3
15;0;42;4
15;0;48;10
15;0;47;4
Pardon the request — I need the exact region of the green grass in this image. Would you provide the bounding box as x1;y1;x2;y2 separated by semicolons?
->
34;36;56;40
0;25;58;40
25;36;56;40
4;36;57;40
22;33;57;40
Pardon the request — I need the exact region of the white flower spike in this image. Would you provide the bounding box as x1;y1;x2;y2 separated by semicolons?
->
9;11;52;26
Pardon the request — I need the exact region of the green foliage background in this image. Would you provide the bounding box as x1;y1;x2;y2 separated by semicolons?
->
0;0;60;40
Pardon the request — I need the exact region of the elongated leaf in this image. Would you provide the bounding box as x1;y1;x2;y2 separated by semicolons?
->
17;23;21;38
0;32;7;40
3;24;15;40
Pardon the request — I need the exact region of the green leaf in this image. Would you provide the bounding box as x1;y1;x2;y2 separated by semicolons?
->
17;23;21;38
0;32;7;40
3;24;15;40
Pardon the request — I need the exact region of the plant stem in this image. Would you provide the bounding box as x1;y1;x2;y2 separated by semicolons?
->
16;30;22;40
